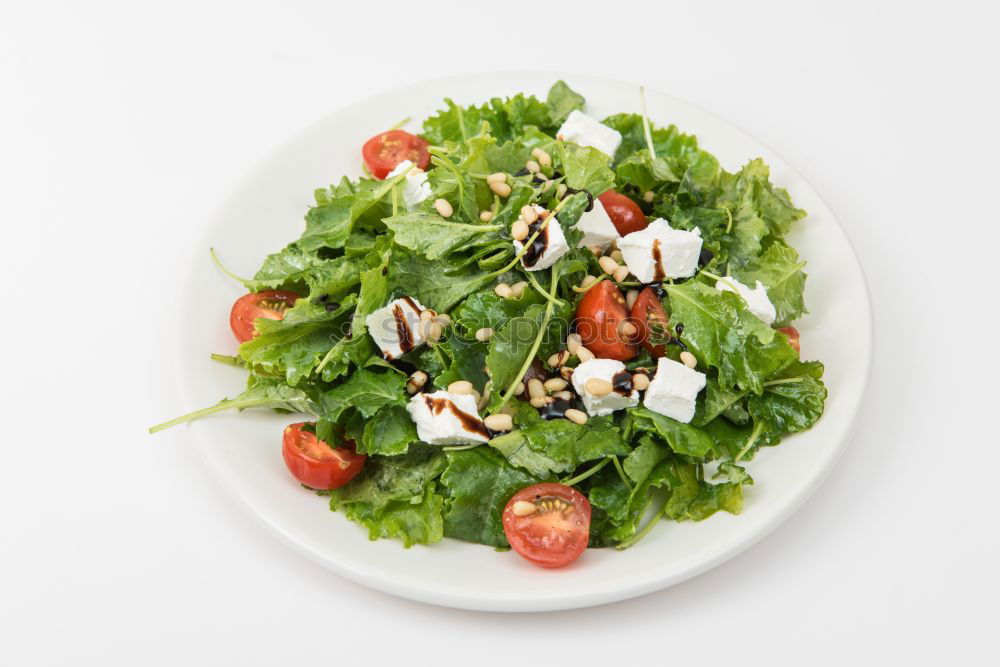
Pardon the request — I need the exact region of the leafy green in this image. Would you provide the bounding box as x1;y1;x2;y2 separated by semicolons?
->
546;80;585;125
358;405;418;456
490;414;629;476
556;142;615;195
452;287;544;334
388;247;495;313
340;485;444;548
629;407;717;458
384;212;503;260
320;369;408;422
739;241;808;327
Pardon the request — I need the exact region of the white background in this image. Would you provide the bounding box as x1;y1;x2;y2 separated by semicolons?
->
2;1;997;664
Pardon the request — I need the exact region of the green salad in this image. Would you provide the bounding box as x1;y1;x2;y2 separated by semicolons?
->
152;81;826;566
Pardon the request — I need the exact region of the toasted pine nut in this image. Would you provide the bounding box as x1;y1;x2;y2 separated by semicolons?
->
434;198;453;218
428;322;444;341
520;205;539;224
632;373;650;391
511;219;529;241
626;289;640;310
448;380;474;395
484;413;513;432
418;319;434;338
643;190;655;203
510;281;528;298
480;210;495;222
514;382;525;396
576;346;595;362
475;327;494;342
486;172;507;184
580;274;597;288
512;500;537;516
585;378;613;397
588;244;603;257
680;351;698;368
598;256;619;274
559;366;575;381
565;409;588;425
609;238;619;250
548;350;570;368
556;183;567;198
494;283;513;298
525;160;541;173
472;389;483;407
553;390;574;401
527;378;546;399
489;181;512;197
544;378;568;392
434;313;451;326
406;371;428;394
419;309;435;321
566;333;582;355
529;396;549;408
619;321;638;338
536;150;552;168
613;266;631;283
609;249;624;263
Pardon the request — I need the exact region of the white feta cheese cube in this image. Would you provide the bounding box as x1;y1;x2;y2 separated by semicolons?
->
364;295;427;360
406;390;490;445
513;209;570;271
556;110;622;158
619;219;703;282
643;357;707;424
715;276;777;326
570;358;640;417
387;159;431;209
575;198;620;249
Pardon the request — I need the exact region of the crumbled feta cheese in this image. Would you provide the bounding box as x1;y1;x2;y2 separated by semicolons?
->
715;276;777;326
513;209;570;271
643;357;707;424
575;198;620;249
364;295;427;360
387;159;431;209
619;219;703;282
556;110;623;158
570;358;639;417
406;390;490;445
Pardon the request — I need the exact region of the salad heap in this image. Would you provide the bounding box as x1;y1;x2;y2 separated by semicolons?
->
152;81;826;568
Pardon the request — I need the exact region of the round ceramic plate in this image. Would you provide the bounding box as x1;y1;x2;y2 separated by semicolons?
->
176;72;872;612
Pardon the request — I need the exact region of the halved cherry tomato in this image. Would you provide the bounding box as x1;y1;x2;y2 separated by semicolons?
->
503;483;591;568
629;287;670;357
574;280;638;361
598;190;648;236
229;290;299;343
778;326;801;353
362;129;430;180
282;422;366;491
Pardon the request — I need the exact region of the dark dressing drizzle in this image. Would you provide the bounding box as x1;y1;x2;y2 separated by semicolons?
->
424;395;490;439
651;239;665;282
522;218;550;268
611;370;634;395
538;397;584;420
562;186;595;212
390;304;413;358
699;248;715;266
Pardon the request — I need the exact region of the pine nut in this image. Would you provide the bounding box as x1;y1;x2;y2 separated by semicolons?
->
626;289;639;310
680;351;698;368
613;266;631;283
544;378;568;392
588;244;603;257
434;198;453;218
643;190;655;203
420;309;436;321
472;389;483;407
565;409;588;425
541;180;554;191
529;396;549;408
511;219;529;241
510;281;528;298
548;350;570;368
525;160;541;173
489;181;512;197
434;313;451;326
418;319;434;339
475;327;494;342
559;366;575;381
576;346;595;362
480;210;495;222
448;380;474;395
533;148;552;168
553;390;574;401
494;283;513;298
486;172;507;184
485;414;513;432
428;322;444;341
610;238;619;250
514;382;525;396
566;333;582;355
619;321;638;338
610;249;624;263
500;403;518;416
534;172;548;182
598;256;619;274
512;500;537;516
527;378;546;399
556;184;568;199
406;371;428;394
520;205;539;224
581;274;597;288
632;373;650;391
585;378;613;396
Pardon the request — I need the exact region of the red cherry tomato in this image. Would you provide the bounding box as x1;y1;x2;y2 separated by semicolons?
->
574;280;638;361
778;326;801;353
502;483;591;568
230;290;299;343
281;422;366;491
629;287;670;357
598;190;648;236
362;129;430;180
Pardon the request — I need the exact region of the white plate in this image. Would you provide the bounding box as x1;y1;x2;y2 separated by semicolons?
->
175;72;872;612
